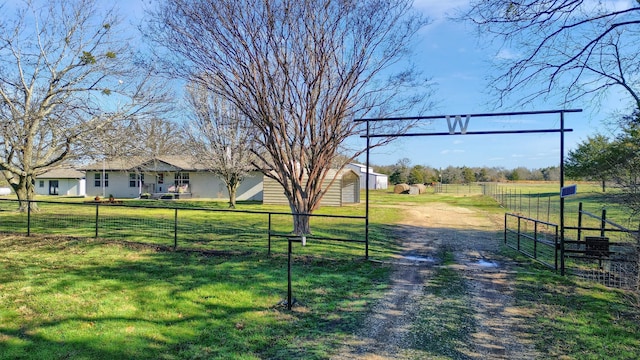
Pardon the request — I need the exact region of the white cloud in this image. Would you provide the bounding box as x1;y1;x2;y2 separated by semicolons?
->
495;48;518;60
413;0;470;20
441;149;465;155
583;0;634;12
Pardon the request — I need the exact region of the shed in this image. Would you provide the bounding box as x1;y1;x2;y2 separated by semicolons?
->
346;163;388;190
263;169;360;206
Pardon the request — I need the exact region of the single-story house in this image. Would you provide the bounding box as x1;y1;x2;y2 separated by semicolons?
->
35;168;86;196
263;169;360;207
346;163;388;190
81;156;263;200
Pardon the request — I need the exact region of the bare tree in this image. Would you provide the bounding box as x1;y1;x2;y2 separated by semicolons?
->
132;117;186;157
460;1;640;111
184;81;257;208
0;0;169;211
149;0;431;234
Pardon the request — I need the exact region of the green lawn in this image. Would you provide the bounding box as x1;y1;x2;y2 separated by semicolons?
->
0;236;391;359
513;265;640;359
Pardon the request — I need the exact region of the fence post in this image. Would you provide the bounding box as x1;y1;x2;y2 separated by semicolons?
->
601;209;607;238
534;221;538;259
95;203;99;238
547;196;551;223
519;189;522;213
577;202;583;242
174;208;178;250
517;216;521;251
504;213;507;245
555;225;559;272
268;213;272;256
27;200;31;236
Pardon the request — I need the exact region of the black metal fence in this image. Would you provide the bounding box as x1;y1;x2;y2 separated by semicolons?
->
504;213;559;270
564;203;638;290
0;199;369;258
505;202;639;290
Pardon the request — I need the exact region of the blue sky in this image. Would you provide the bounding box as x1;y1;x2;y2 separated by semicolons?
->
78;0;637;169
114;0;618;170
363;0;627;169
8;0;629;170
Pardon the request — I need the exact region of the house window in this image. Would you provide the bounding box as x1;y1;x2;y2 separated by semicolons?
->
39;180;44;188
94;172;109;187
158;173;164;184
174;172;190;186
129;173;144;187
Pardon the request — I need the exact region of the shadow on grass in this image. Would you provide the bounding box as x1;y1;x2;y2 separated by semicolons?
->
514;272;640;359
0;236;391;360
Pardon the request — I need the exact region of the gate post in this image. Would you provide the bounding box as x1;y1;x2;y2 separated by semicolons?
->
577;202;583;241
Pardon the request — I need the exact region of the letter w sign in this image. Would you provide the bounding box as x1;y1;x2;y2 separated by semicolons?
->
446;115;470;134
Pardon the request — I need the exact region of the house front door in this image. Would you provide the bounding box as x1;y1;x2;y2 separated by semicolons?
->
49;180;59;195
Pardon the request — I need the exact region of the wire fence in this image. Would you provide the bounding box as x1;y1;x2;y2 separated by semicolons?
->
481;183;558;223
433;183;484;195
564;204;639;290
503;199;639;290
0;199;368;258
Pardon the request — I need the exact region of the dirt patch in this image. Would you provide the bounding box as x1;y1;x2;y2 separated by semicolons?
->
332;201;539;359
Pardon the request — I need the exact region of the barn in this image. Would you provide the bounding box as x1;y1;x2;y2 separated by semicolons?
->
346;163;389;190
262;169;360;207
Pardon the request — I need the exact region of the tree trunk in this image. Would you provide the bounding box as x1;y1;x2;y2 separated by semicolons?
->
289;196;312;235
227;181;238;209
10;174;38;212
292;212;311;235
601;179;606;192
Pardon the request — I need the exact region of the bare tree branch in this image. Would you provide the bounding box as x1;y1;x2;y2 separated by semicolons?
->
460;1;640;111
0;0;171;210
148;0;433;233
183;80;258;208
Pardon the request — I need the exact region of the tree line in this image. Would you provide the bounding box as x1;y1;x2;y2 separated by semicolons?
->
372;158;560;185
565;111;640;213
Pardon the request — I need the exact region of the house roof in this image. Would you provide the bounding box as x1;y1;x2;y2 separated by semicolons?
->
81;155;210;172
348;163;387;177
37;168;85;179
267;168;359;180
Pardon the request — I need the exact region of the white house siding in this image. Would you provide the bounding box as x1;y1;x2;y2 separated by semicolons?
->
35;178;86;196
86;171;138;198
35;168;86;196
85;170;264;200
186;171;263;200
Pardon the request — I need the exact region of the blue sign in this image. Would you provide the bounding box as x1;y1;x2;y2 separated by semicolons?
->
561;184;577;198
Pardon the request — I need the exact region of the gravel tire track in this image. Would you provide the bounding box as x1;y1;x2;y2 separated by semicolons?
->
332;202;540;359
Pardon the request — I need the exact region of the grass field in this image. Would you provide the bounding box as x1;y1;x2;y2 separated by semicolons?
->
1;186;639;359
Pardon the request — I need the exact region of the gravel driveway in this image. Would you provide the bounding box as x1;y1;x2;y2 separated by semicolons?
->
332;202;540;359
